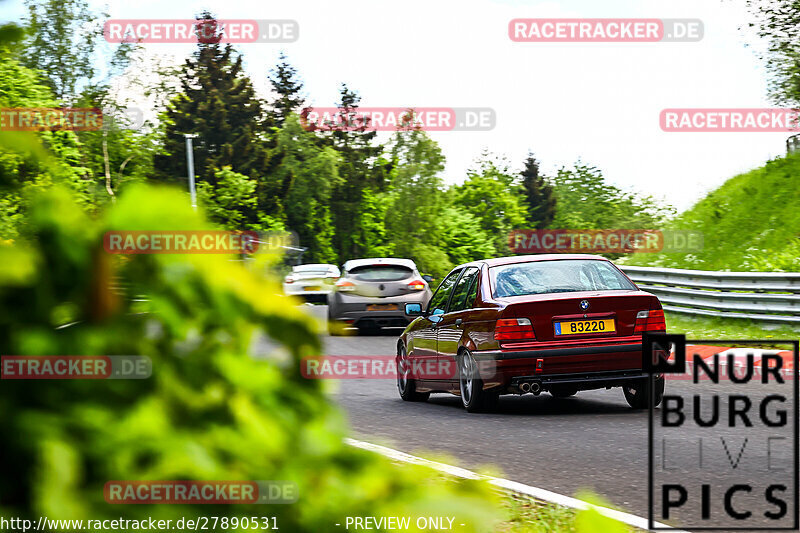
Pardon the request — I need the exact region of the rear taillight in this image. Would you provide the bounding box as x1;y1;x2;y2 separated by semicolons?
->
634;309;666;333
408;280;426;291
495;318;536;341
335;280;356;292
284;275;295;284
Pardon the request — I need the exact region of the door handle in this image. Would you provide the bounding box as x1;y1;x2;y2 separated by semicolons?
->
455;318;463;326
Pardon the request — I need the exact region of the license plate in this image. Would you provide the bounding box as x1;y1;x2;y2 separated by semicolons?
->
554;318;615;336
367;304;398;311
304;286;321;291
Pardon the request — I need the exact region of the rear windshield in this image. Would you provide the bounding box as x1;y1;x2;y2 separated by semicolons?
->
348;265;413;282
489;260;635;298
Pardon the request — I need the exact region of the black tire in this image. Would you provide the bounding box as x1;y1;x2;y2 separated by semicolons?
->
458;350;493;413
623;375;665;409
397;344;429;402
550;386;578;399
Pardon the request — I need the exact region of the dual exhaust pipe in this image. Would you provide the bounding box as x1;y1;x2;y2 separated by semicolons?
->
519;380;542;395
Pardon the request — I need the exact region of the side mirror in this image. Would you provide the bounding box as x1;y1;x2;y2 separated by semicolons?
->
405;303;423;316
422;274;434;283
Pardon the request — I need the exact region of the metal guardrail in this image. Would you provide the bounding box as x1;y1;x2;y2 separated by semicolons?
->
620;265;800;325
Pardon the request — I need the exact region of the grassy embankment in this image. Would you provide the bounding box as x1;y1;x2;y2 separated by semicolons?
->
619;154;800;340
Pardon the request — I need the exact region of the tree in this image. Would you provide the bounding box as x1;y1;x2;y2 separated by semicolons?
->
271;114;341;263
438;205;496;266
22;0;137;105
22;0;101;103
322;84;387;261
196;166;257;229
356;188;394;257
154;13;266;188
520;152;556;229
267;52;306;128
548;161;674;230
450;154;529;255
746;0;800;105
0;51;97;237
384;124;448;273
18;0;141;207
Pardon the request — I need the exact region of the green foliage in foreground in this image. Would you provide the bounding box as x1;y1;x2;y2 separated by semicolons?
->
622;154;800;272
0;184;502;531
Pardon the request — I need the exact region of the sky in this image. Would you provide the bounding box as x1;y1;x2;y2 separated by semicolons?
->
1;0;787;211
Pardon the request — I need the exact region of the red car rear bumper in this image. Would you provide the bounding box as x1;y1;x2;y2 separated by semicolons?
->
472;337;647;390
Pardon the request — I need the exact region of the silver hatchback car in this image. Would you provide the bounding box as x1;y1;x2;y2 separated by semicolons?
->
283;263;341;303
327;258;433;334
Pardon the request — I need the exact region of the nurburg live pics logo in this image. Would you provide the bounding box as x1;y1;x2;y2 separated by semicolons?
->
644;333;799;530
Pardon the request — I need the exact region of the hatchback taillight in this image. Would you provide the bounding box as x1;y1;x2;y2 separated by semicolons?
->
634;309;666;333
495;318;536;341
408;280;426;291
335;280;356;292
284;275;295;284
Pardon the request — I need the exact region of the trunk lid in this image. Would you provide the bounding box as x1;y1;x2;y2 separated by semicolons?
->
499;290;659;341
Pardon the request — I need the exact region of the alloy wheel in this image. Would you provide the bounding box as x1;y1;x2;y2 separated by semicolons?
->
459;353;475;405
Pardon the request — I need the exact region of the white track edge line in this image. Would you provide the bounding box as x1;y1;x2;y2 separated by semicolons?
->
346;437;689;533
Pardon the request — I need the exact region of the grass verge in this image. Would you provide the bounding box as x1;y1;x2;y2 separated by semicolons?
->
666;312;798;348
499;493;634;532
500;497;577;532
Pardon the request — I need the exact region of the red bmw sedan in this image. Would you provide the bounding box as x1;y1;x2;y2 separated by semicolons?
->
396;254;666;412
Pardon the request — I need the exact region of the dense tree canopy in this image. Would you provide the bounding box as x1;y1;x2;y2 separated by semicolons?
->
1;6;679;276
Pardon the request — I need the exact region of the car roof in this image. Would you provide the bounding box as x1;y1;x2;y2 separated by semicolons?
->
457;254;612;269
343;258;418;270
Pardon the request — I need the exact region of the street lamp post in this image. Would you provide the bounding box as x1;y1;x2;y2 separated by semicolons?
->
184;134;198;209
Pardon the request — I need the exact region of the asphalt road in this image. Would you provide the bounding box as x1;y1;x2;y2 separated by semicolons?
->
269;308;798;529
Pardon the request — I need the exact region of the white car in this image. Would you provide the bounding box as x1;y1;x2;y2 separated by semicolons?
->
283;264;341;302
